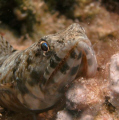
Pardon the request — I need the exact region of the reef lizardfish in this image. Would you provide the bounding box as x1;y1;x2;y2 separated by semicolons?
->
0;23;97;113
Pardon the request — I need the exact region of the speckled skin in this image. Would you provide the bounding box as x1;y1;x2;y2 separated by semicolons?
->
0;23;97;113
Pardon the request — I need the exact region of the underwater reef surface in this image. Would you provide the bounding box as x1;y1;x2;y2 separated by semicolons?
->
0;0;119;120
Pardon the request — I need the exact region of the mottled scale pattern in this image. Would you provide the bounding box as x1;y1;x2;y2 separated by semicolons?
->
0;23;97;113
0;36;16;66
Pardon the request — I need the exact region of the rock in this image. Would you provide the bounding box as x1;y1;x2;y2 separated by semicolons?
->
109;53;119;110
66;83;87;110
110;53;119;93
56;110;73;120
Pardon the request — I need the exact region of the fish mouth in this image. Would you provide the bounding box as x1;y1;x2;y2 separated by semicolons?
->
41;43;81;90
41;40;97;92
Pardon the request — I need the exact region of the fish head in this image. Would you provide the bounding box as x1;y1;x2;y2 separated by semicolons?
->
17;23;97;111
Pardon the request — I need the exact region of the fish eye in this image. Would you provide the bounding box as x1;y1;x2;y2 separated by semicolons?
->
40;41;49;51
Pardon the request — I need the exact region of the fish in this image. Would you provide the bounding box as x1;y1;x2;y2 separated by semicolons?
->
0;23;97;113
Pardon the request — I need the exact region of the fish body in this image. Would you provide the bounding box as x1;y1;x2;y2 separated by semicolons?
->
0;23;97;112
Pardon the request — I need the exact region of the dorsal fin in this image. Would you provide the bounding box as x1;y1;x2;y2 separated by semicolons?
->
0;36;16;66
